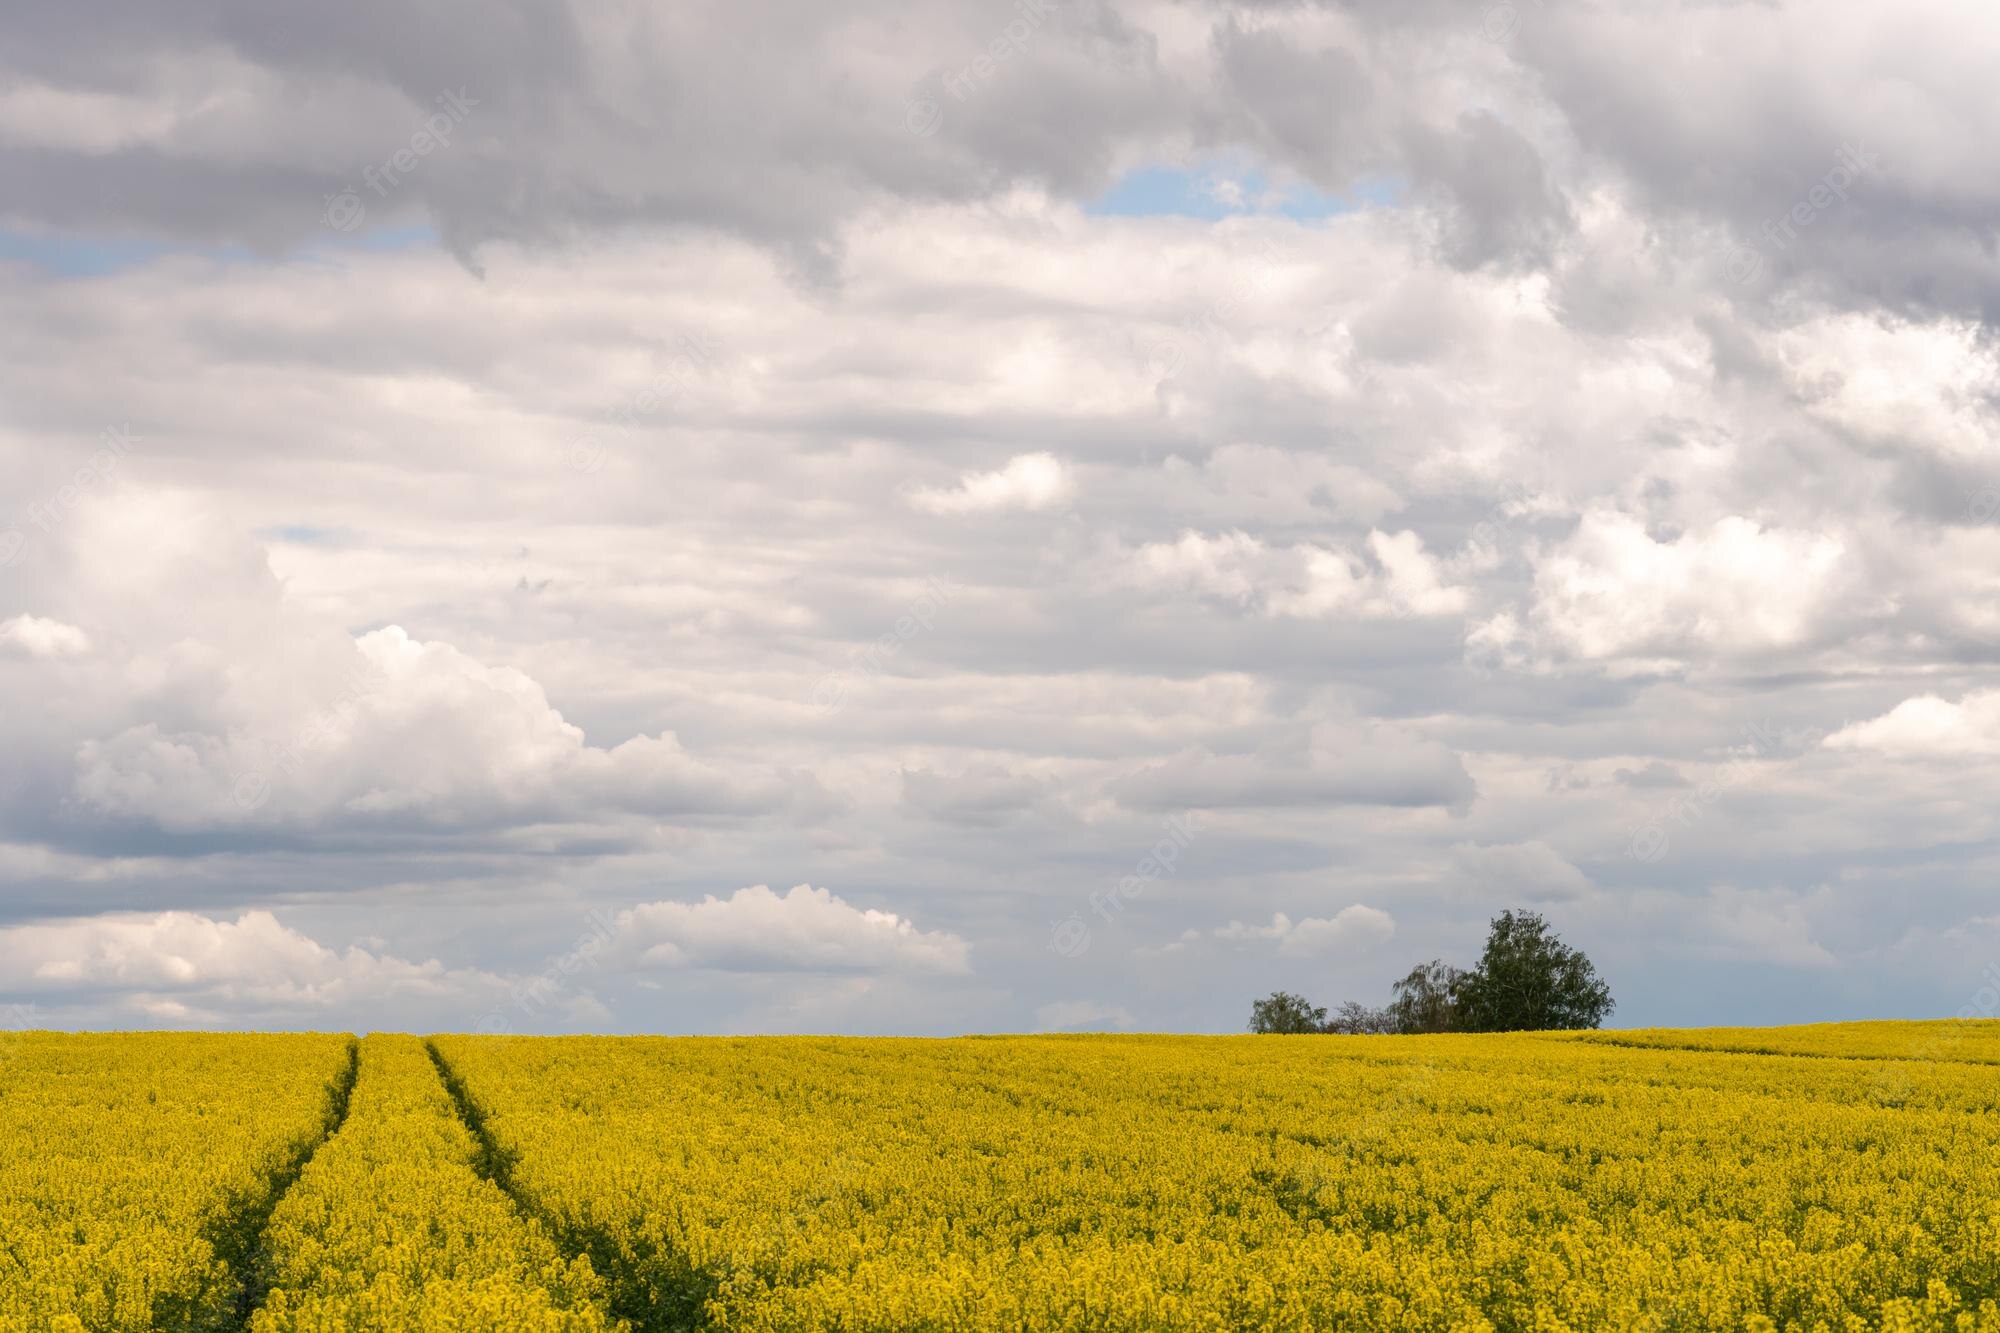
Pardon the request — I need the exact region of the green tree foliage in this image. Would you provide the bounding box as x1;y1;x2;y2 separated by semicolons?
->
1455;910;1614;1032
1248;910;1613;1035
1248;991;1327;1034
1388;960;1465;1034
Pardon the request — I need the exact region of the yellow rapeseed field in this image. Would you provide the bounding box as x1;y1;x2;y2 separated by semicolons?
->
7;1022;2000;1330
431;1026;2000;1332
0;1031;352;1331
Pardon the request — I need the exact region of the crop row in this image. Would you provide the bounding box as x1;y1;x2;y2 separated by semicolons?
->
0;1031;354;1331
1568;1016;2000;1065
247;1033;614;1330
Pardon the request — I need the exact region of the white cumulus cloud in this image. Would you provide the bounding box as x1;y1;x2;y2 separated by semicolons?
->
1825;691;2000;758
609;883;971;974
909;452;1073;514
1131;529;1466;619
0;910;505;1018
1448;840;1593;901
0;615;90;657
1214;904;1396;957
1477;512;1848;671
71;624;793;833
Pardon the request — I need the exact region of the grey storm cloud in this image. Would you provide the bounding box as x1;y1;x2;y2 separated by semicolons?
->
9;2;1980;308
0;0;1189;273
0;1;1788;288
3;0;1985;315
1108;728;1477;813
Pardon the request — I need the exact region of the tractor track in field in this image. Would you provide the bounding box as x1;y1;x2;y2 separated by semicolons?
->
425;1039;714;1331
423;1040;523;1192
213;1036;361;1332
1567;1034;2000;1065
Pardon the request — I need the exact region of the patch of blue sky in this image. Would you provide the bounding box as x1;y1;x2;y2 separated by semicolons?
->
264;524;341;545
1087;161;1403;222
0;230;238;277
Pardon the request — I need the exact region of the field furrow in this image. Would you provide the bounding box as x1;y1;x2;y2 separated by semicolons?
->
0;1032;356;1332
245;1033;617;1331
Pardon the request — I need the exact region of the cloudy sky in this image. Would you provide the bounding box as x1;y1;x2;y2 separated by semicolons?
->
2;0;1996;1035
